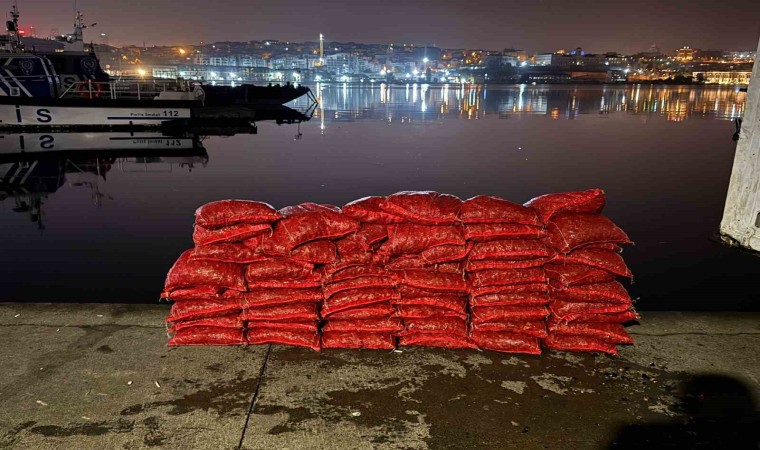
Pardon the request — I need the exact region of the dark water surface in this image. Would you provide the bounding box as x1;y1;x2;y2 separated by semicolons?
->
1;84;756;310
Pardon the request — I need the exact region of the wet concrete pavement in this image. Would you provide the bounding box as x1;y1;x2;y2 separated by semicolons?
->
0;303;757;449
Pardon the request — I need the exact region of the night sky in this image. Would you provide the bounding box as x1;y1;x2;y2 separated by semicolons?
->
13;0;760;53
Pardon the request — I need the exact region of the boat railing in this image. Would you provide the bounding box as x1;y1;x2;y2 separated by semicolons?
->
59;78;196;101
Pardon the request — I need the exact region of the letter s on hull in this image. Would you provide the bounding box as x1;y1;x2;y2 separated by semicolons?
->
36;109;52;123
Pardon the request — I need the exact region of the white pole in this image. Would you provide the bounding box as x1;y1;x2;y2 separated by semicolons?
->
720;36;760;251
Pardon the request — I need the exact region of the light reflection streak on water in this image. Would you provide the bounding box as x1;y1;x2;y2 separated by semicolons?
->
289;84;746;125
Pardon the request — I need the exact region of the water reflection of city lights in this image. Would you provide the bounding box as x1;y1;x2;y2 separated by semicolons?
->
287;85;746;126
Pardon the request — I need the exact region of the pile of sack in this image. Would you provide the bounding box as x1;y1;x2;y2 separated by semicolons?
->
162;190;637;355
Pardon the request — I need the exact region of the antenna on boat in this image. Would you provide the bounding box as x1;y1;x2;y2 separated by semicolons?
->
5;1;24;52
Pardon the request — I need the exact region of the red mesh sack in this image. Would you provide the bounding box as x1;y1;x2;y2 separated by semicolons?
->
547;322;633;344
236;288;323;309
470;321;548;338
247;321;318;332
584;242;623;252
467;268;546;287
322;331;396;350
168;314;244;333
169;327;245;346
392;296;467;313
322;317;404;333
471;306;550;323
434;262;466;274
420;243;472;265
397;284;452;298
246;276;322;290
399;269;469;294
326;304;396;320
354;224;389;249
193;223;272;246
335;235;375;266
398;317;468;336
324;276;396;298
245;258;315;280
383;223;465;256
321;287;400;316
166;299;242;323
548;309;639;324
469;240;553;262
550;281;632;304
544;213;632;253
471;283;548;298
290;240;339;265
471;332;541;354
398;333;478;349
543;334;618;355
544;264;617;287
161;285;224;301
552;248;632;278
342;196;406;224
386;255;426;270
327;265;394;283
269;203;360;250
461;195;541;225
242;234;266;249
247;328;320;351
524;189;606;223
242;303;319;322
379;191;463;225
394;305;468;320
189;244;267;264
464;223;546;242
195;200;281;229
466;259;550;271
469;292;551;307
164;251;246;291
550;301;633;322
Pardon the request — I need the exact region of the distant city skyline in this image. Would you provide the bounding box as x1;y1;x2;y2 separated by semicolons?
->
13;0;760;53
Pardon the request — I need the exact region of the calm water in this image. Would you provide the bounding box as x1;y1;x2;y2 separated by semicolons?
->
1;84;756;310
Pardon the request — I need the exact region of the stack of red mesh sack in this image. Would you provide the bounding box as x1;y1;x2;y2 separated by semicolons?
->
319;200;401;350
162;189;637;355
375;192;474;349
162;200;284;346
528;190;638;355
334;193;472;349
462;196;553;354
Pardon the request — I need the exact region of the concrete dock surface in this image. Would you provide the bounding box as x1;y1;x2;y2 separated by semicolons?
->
0;303;757;449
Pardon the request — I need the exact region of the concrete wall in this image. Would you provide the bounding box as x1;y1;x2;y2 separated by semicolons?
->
720;37;760;251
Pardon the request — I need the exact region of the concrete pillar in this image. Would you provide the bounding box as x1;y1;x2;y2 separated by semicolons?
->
720;37;760;251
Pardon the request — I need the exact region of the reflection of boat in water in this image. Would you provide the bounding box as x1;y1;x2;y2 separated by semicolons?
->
0;131;209;229
0;104;313;228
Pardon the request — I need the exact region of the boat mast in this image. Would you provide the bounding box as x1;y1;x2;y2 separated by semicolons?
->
5;3;24;52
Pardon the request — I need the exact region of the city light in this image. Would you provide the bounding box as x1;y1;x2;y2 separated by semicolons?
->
137;68;146;77
315;75;322;81
423;57;429;63
179;48;186;55
412;69;419;75
520;61;528;67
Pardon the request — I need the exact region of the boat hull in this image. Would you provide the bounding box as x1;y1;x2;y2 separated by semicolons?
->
0;98;197;128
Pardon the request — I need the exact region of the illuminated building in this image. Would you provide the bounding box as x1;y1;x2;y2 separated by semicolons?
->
692;71;751;85
674;46;699;62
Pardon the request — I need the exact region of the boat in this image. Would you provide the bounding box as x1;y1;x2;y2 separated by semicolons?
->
0;6;315;128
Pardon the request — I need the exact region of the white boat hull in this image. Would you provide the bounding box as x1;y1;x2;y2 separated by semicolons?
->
0;104;192;127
